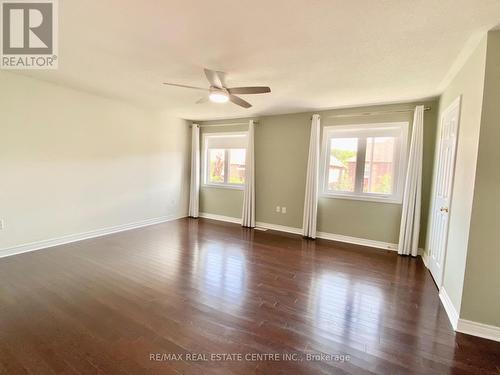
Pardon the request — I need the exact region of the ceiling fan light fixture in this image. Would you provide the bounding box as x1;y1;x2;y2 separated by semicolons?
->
209;91;229;103
163;69;270;108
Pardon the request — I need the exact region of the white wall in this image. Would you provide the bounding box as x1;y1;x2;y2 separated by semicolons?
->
0;72;190;252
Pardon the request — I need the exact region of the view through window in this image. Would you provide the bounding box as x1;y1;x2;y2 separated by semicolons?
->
328;137;358;192
363;137;395;194
204;133;247;188
323;123;408;202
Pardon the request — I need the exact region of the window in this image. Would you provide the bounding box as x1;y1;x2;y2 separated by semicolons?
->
202;132;247;189
321;122;408;203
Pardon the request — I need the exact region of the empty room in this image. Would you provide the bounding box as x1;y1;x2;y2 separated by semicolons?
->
1;1;500;374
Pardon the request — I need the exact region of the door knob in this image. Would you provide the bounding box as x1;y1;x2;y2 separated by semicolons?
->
440;207;449;213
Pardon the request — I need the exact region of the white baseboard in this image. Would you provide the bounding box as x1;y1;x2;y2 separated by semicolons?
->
457;319;500;342
420;249;429;268
418;254;500;342
316;231;397;251
439;287;459;330
199;212;242;224
198;214;303;235
199;213;397;251
255;221;303;235
0;213;187;259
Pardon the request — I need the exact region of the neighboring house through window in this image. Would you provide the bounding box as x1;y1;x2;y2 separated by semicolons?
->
321;122;409;203
202;132;247;189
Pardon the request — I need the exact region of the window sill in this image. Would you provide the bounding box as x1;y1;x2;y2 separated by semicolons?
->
320;192;402;205
202;184;244;191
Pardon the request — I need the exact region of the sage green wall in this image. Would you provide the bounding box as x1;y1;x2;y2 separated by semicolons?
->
461;30;500;327
199;100;438;247
316;104;437;245
427;37;487;314
200;187;243;218
255;112;310;228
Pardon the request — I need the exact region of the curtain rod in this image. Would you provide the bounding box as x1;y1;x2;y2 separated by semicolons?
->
322;106;431;119
191;106;432;125
191;121;258;128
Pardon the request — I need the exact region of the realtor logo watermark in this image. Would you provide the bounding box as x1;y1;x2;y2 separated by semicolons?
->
1;0;58;69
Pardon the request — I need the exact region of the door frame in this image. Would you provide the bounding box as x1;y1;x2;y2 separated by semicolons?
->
428;95;462;289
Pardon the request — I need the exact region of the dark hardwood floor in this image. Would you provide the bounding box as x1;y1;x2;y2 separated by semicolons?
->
1;218;499;374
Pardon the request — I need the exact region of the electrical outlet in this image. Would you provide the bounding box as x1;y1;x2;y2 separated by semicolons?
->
281;207;287;214
275;206;281;213
0;219;4;230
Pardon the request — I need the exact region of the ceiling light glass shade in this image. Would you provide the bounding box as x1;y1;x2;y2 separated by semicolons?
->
209;92;229;103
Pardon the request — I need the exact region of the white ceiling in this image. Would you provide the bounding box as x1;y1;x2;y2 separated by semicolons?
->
17;0;500;120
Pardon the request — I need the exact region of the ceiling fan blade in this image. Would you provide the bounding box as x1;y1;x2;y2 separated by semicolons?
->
163;83;208;91
204;68;225;88
229;94;252;108
216;71;226;87
227;86;271;95
196;96;209;104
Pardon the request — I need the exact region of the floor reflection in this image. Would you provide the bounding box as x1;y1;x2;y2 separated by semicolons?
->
308;271;384;347
192;242;247;312
3;218;494;374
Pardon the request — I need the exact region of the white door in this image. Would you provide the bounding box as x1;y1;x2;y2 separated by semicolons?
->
428;97;461;287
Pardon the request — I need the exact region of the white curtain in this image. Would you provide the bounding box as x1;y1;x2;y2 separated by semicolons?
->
242;120;256;227
398;105;424;256
302;114;321;239
188;124;200;218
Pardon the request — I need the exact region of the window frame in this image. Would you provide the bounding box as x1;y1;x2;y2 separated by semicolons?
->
320;122;409;204
202;131;248;190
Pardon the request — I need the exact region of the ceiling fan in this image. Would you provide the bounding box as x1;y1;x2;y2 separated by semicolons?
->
163;68;271;108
